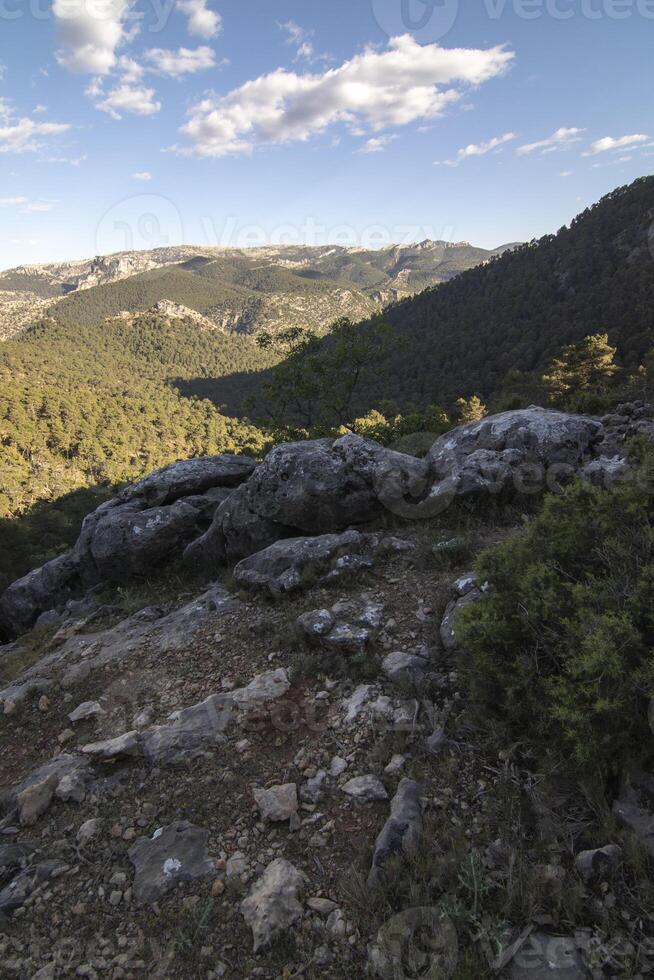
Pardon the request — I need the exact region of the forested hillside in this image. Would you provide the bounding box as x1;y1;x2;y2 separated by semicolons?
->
357;177;654;409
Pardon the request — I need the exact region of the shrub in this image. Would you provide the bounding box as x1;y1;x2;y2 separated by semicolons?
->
457;450;654;772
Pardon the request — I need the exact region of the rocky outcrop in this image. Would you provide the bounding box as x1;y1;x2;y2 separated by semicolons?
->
3;405;652;638
0;454;255;637
184;435;428;567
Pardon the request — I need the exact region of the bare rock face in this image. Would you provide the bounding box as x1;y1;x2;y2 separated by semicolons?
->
128;822;216;905
185;435;428;567
0;454;255;637
241;858;306;952
425;406;603;513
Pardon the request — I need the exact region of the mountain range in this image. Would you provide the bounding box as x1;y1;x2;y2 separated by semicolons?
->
0;239;515;341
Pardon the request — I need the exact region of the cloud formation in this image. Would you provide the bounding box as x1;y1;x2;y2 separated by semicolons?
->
436;131;515;165
585;134;649;155
359;135;399;154
91;81;161;120
53;0;130;75
0;115;71;154
132;171;152;181
517;127;584;155
144;46;217;79
177;35;514;157
176;0;222;39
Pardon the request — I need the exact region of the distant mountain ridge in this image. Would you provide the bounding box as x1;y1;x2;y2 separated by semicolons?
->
0;239;514;340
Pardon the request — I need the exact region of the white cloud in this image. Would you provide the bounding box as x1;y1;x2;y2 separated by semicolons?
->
517;127;584;155
93;82;161;120
132;170;152;181
279;21;330;64
144;46;217;79
53;0;130;75
436;131;515;165
176;35;514;158
117;56;144;83
0;116;71;154
584;134;649;155
176;0;221;39
559;170;573;177
279;21;310;46
33;104;48;114
0;196;57;212
358;134;398;154
44;153;88;166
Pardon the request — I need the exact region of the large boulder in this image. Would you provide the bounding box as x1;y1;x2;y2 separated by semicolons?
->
185;435;428;566
425;407;603;512
0;454;255;637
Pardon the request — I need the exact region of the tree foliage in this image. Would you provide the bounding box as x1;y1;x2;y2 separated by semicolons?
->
457;446;654;773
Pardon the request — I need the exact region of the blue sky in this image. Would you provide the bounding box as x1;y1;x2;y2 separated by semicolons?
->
0;0;652;269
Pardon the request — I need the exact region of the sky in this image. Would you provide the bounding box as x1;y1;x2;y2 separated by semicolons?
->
0;0;652;269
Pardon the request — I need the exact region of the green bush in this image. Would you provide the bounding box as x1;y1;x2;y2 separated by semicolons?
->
457;451;654;772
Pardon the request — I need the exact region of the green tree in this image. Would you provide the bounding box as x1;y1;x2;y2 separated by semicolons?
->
255;317;403;431
543;333;618;407
455;395;487;424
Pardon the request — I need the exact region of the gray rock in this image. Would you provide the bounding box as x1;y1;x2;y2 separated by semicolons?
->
77;819;102;846
253;784;298;823
381;651;429;685
368;779;423;886
300;770;327;804
240;858;305;952
141;693;234;765
231;668;291;707
574;844;622;882
0;860;67;915
427;407;603;507
440;588;482;653
369;908;458;979
128;821;215;905
68;701;105;723
298;601;383;655
0;841;38;877
118;454;256;508
233;530;371;598
342;775;388;802
0;454;252;636
508;932;588;978
81;730;141;761
5;756;90;825
185;434;428;565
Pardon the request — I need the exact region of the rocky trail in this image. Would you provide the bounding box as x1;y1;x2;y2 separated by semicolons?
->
0;406;653;979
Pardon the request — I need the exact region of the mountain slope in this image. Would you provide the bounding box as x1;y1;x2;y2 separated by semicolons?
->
0;240;510;340
352;177;654;410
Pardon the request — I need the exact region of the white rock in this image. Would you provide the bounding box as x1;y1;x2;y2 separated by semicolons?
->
253;783;298;823
68;701;105;723
241;858;305;952
342;775;388;802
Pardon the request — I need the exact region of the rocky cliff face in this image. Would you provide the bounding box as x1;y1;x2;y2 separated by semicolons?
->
0;404;650;979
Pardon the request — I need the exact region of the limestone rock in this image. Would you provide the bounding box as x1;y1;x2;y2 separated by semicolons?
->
368;779;423;886
128;822;215;905
233;530;371;598
508;932;588;978
574;844;622;882
241;858;305;952
342;775;388;802
253;783;298;823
